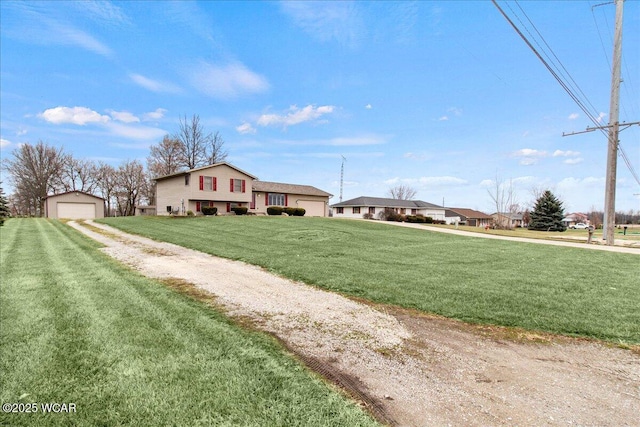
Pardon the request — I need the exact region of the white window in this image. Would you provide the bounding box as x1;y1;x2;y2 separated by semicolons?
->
268;193;285;206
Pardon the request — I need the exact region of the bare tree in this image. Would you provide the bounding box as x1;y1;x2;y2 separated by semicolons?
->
388;185;417;200
175;114;209;169
205;131;228;165
95;162;118;216
114;160;146;216
55;156;98;193
487;174;518;229
3;141;66;216
147;135;184;178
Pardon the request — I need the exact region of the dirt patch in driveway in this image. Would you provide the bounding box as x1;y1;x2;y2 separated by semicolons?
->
70;220;640;426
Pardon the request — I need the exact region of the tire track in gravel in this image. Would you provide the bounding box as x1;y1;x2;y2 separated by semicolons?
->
69;220;640;427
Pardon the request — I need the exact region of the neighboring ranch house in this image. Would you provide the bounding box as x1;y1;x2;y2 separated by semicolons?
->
154;162;332;217
331;196;446;220
444;208;493;227
562;212;590;228
252;181;332;217
44;191;105;219
492;212;526;229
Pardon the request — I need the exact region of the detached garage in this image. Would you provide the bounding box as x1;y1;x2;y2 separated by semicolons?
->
44;191;105;219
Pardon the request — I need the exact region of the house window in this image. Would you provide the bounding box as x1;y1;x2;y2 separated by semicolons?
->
199;176;217;191
268;193;286;206
369;207;375;215
353;207;361;214
400;208;406;214
336;207;344;214
185;175;190;186
230;178;246;193
411;209;417;215
196;201;213;212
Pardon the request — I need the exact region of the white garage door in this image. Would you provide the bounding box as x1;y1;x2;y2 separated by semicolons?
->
57;202;96;219
297;201;326;217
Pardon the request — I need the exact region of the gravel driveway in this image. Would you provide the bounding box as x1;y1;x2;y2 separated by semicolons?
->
70;220;640;427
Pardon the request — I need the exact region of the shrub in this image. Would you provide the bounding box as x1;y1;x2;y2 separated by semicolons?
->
201;207;218;216
267;206;284;216
283;207;296;216
231;207;248;216
362;213;374;220
293;208;306;217
186;210;194;217
424;216;434;224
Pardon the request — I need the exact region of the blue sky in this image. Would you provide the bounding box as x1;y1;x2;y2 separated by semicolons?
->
1;0;639;213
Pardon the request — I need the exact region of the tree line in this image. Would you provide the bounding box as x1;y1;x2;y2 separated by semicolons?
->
2;114;226;217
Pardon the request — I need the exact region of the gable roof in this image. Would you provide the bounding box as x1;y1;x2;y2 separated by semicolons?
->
44;190;104;201
252;181;332;197
154;162;258;181
445;208;492;219
331;196;443;209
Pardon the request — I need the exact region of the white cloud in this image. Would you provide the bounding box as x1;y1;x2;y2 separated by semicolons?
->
130;74;182;94
553;150;581;157
365;104;372;109
143;108;167;121
109;110;140;123
46;18;113;57
568;113;579;120
511;148;548;165
1;138;11;148
447;107;463;116
236;123;256;134
280;1;364;48
597;112;606;123
188;61;269;99
40;106;110;125
438;116;448;121
257;105;335;128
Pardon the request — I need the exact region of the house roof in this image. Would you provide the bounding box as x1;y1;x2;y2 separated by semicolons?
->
252;181;332;197
445;208;492;219
492;212;524;220
154;162;258;181
331;196;443;209
44;190;105;201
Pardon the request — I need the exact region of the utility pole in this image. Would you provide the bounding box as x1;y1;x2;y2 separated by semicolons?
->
563;0;640;245
603;0;624;245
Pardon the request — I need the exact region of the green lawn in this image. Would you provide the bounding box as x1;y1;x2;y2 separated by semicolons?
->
0;219;379;427
100;216;640;345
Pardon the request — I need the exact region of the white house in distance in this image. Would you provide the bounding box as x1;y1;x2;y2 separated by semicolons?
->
44;191;105;219
154;162;332;216
331;196;446;220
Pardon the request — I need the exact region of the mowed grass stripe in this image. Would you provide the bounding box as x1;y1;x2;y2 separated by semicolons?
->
0;219;379;427
100;216;640;344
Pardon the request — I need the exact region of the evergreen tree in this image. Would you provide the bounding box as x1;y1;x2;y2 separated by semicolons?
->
528;190;566;232
0;185;9;226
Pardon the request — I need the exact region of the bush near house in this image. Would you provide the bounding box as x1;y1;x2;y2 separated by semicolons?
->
202;207;218;216
231;207;248;215
267;206;284;215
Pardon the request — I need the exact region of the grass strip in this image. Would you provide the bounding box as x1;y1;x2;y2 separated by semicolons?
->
0;219;379;426
99;216;640;345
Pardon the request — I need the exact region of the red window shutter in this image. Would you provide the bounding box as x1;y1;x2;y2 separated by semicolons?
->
242;179;246;193
199;176;204;191
196;201;201;212
265;193;269;206
226;202;231;212
230;178;234;192
285;194;288;206
213;177;217;191
209;201;213;207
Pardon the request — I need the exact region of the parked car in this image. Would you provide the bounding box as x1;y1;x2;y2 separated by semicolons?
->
570;223;589;229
